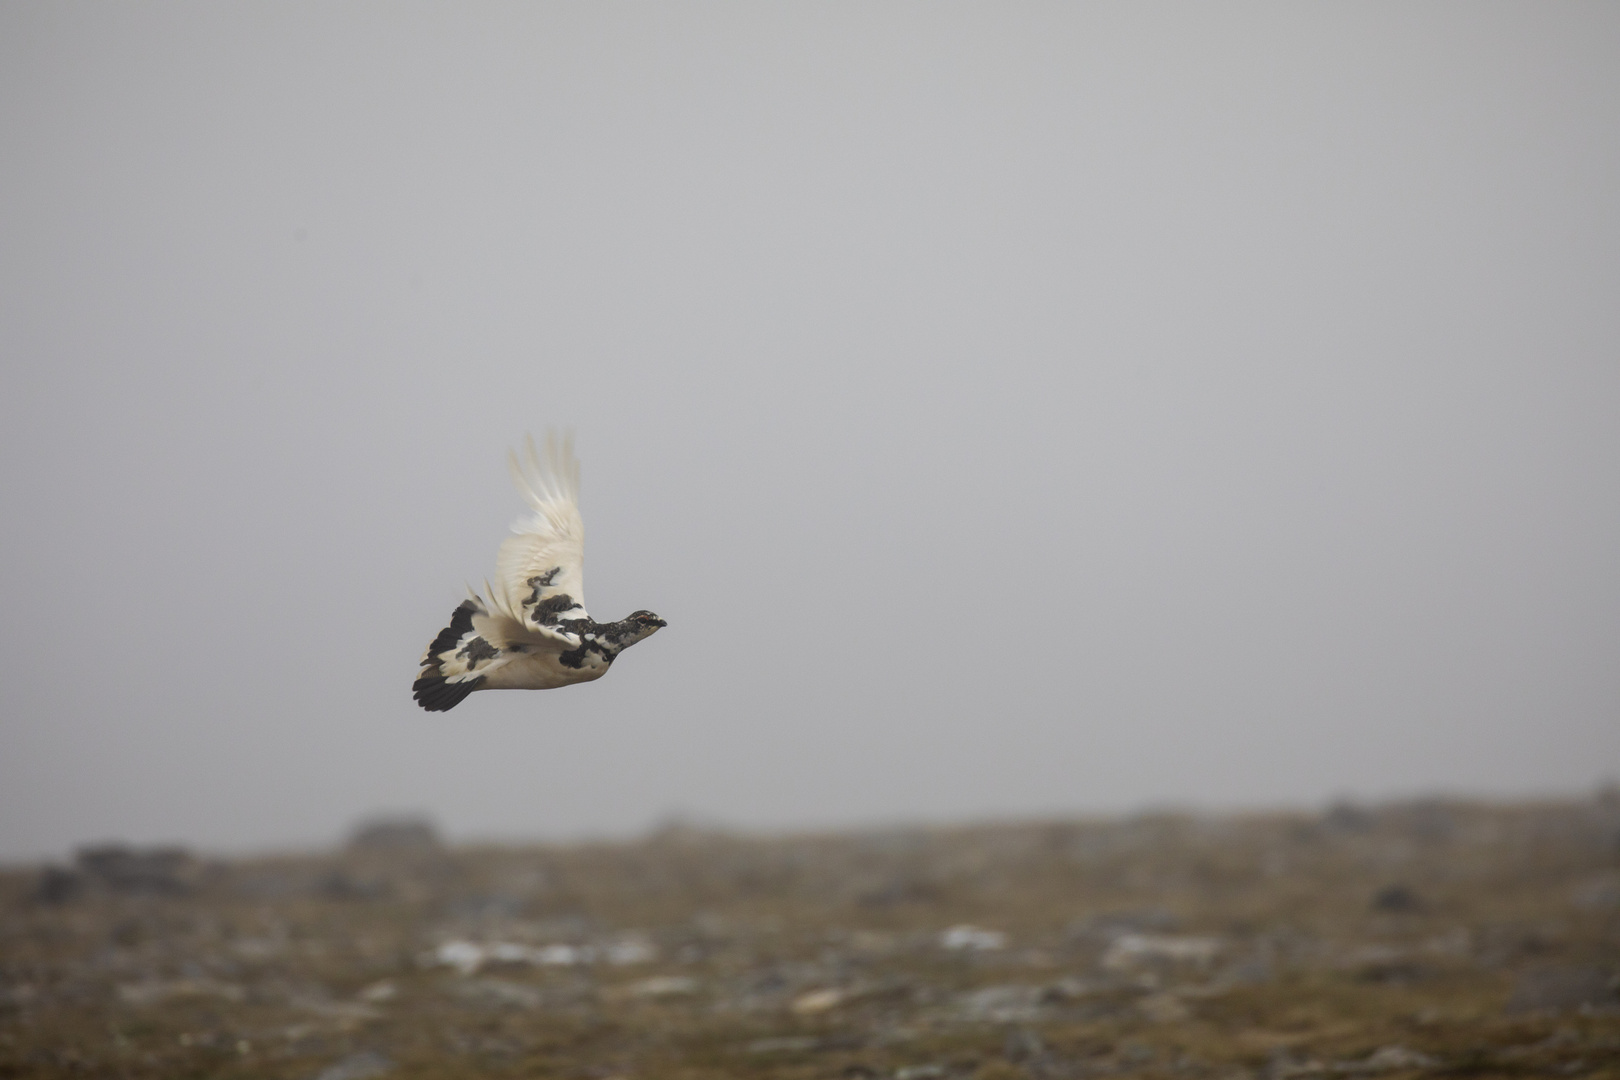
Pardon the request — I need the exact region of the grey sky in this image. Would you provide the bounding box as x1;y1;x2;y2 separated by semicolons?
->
3;3;1617;860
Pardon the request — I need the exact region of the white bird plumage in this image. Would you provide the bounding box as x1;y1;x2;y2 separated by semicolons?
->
413;433;665;712
499;432;589;633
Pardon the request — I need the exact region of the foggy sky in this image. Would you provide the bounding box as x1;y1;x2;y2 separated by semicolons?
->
3;3;1618;860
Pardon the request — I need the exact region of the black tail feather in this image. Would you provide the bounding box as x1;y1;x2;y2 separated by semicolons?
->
412;673;485;712
414;600;487;712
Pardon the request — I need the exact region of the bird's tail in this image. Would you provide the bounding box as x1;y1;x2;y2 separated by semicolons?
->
412;600;488;712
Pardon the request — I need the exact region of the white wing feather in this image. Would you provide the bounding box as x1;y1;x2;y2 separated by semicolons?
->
495;432;590;638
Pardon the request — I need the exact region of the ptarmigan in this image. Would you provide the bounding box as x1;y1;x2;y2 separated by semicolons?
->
413;433;665;712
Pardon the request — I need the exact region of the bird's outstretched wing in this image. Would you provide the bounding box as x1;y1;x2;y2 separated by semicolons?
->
495;432;591;638
413;596;545;712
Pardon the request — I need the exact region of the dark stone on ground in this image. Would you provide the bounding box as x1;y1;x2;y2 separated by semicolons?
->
347;817;441;853
1371;884;1423;913
75;844;194;895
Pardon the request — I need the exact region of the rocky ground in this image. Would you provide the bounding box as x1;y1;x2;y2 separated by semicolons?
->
3;796;1619;1079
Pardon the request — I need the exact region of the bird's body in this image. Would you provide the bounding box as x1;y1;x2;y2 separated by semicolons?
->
413;434;665;712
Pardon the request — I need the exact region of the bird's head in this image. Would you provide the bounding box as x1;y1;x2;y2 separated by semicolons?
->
616;610;667;647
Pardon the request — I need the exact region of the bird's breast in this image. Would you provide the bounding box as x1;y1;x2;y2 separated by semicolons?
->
483;643;611;691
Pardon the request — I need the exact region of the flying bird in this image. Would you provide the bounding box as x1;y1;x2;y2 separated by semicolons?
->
413;433;666;712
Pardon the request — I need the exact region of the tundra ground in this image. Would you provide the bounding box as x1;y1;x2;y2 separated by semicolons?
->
2;797;1618;1079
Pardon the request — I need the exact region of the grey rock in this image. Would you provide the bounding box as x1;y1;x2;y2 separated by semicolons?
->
1504;966;1619;1015
957;984;1046;1023
746;1036;822;1053
312;1050;393;1080
1570;874;1620;911
854;876;941;908
1003;1027;1046;1061
450;978;544;1009
76;844;194;895
1320;802;1374;833
347;817;440;853
1358;1045;1437;1072
894;1066;946;1080
1067;907;1180;944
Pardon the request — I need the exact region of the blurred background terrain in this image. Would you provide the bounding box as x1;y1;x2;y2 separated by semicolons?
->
3;795;1619;1077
